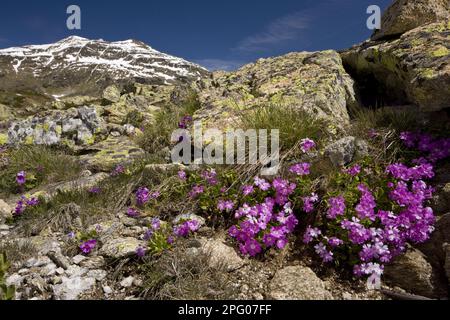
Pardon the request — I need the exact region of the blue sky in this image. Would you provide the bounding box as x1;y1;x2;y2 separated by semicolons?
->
0;0;391;70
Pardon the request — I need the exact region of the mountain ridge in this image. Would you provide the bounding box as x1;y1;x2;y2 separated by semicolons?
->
0;36;208;97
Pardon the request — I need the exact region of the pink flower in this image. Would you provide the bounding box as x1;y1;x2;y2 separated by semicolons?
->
289;163;311;176
178;170;187;180
127;207;140;217
343;164;361;177
242;185;255;196
300;138;316;153
16;171;26;186
79;239;97;254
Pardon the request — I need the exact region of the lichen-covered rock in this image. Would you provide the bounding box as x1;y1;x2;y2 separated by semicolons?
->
6;106;103;146
103;85;121;103
196;50;356;130
79;136;145;171
198;238;245;271
384;248;436;298
103;84;182;125
342;22;450;112
324;136;368;167
372;0;450;40
268;265;333;300
99;237;144;259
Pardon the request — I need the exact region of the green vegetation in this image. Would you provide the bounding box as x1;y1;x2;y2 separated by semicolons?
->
0;146;82;196
136;91;201;154
349;105;422;135
0;253;15;300
238;104;327;154
124;110;146;128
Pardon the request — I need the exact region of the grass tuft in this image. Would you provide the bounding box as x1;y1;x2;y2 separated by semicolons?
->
238;104;327;153
136;91;201;155
0;146;82;196
141;241;236;300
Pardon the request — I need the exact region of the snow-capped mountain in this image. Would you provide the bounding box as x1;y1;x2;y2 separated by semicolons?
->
0;36;208;95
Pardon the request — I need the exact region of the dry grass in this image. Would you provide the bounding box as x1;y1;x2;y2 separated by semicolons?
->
0;239;37;266
140;241;236;300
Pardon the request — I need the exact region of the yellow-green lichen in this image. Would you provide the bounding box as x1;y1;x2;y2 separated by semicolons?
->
410;39;425;47
431;47;449;57
25;136;34;145
0;133;8;145
85;135;96;145
419;68;436;79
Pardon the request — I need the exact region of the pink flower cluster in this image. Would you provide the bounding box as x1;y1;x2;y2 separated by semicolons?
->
300;138;316;153
14;195;39;216
400;131;450;163
79;239;97;254
173;219;200;237
302;131;447;278
228;174;301;257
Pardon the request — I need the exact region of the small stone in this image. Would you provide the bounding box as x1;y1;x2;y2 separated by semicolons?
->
41;263;57;277
0;224;10;231
80;170;93;177
133;278;143;287
51;276;63;285
268;266;333;300
110;131;121;137
18;269;29;275
120;276;135;288
252;293;264;300
72;255;86;265
100;237;144;259
325;136;356;167
79;256;106;269
384;248;435;298
199;238;245;271
6;274;24;287
103;285;113;295
29;237;61;255
28;275;47;294
65;265;89;278
121;217;138;227
342;292;354;300
56;267;65;275
25;256;51;268
47;251;71;270
87;269;108;282
53;276;96;300
103;85;121;103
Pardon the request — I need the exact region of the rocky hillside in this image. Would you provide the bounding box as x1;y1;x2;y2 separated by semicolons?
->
0;0;449;301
